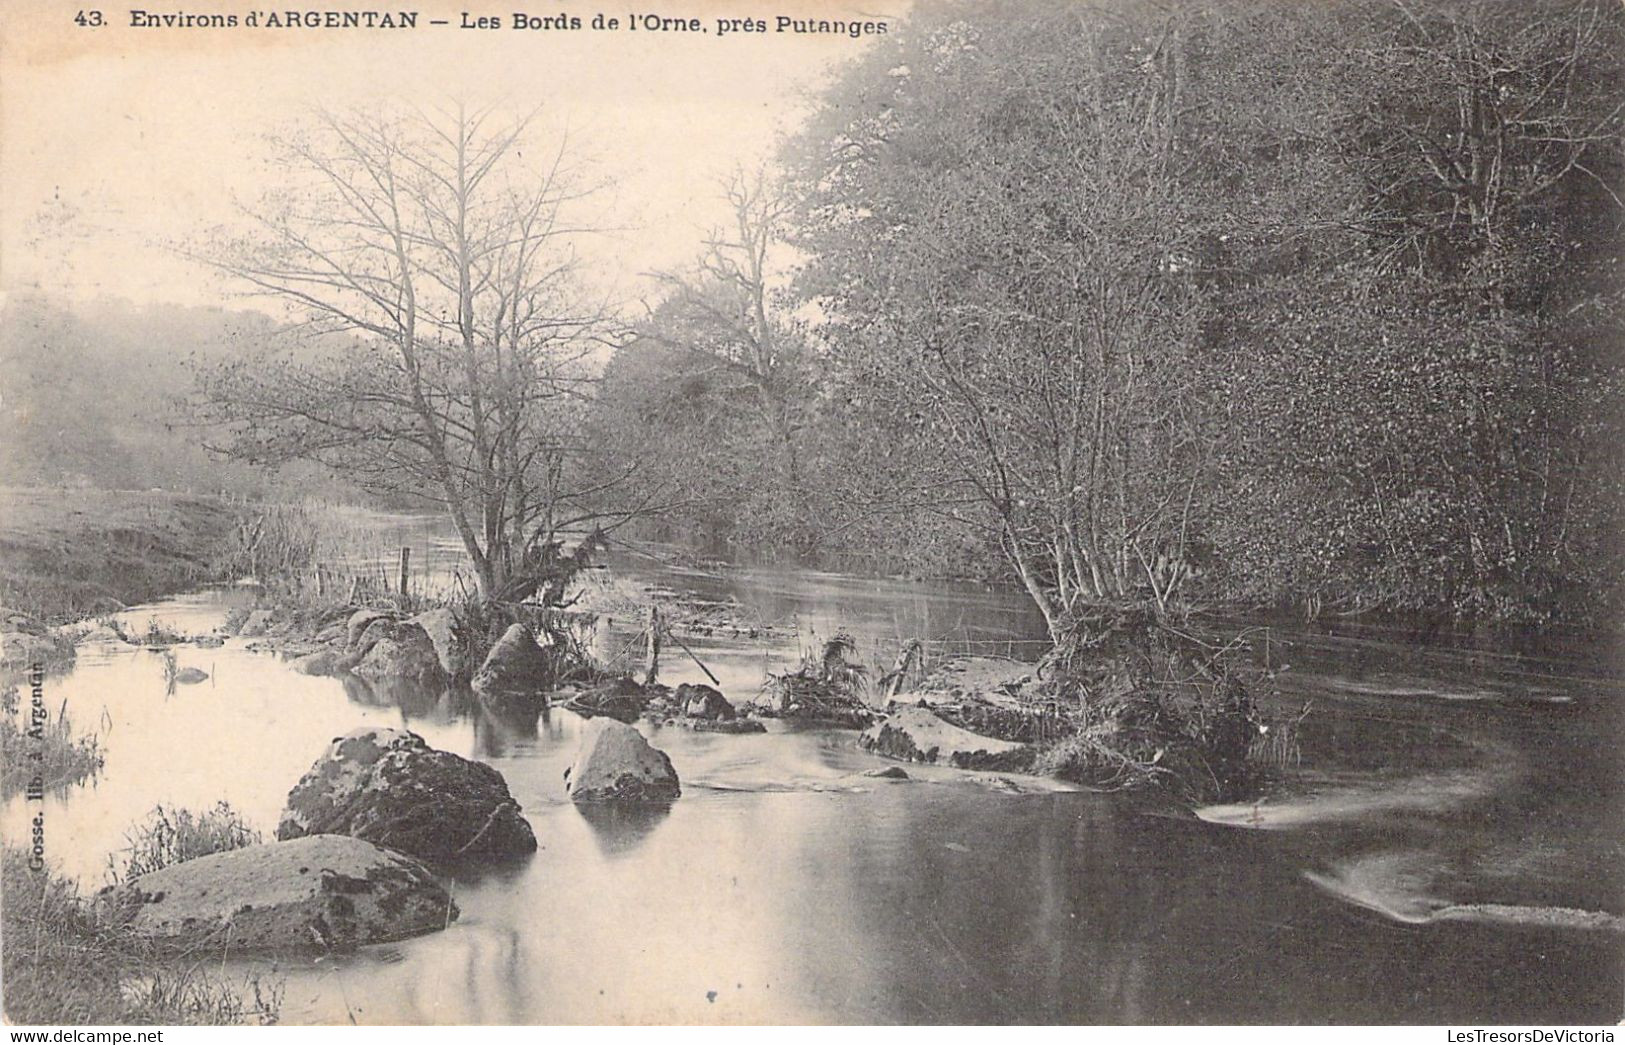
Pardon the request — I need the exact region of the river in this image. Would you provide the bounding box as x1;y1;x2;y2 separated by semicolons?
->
5;541;1621;1024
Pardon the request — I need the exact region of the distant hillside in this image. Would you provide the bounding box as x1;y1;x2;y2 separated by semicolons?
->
0;293;353;498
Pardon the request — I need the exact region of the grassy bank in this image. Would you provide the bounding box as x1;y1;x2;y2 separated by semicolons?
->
0;683;103;798
0;488;240;622
2;802;280;1025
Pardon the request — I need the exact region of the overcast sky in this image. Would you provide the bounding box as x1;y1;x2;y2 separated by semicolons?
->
0;0;899;315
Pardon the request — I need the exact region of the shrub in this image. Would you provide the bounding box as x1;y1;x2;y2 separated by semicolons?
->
1031;607;1301;803
759;631;876;725
100;616;193;647
0;684;103;798
112;802;261;884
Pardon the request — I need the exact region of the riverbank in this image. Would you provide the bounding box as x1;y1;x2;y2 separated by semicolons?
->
5;562;1621;1023
3;834;282;1024
0;488;240;621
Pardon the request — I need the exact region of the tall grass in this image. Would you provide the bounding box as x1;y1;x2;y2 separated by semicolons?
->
0;489;241;623
3;849;281;1025
759;630;876;723
224;498;460;603
110;802;262;885
109;616;191;646
1248;700;1310;769
0;684;103;798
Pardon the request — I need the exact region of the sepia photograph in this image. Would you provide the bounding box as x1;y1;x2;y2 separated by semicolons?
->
0;0;1621;1029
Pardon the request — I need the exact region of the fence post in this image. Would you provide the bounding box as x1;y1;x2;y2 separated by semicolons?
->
398;547;411;598
643;605;661;686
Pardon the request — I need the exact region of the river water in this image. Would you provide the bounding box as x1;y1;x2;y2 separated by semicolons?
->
4;546;1621;1024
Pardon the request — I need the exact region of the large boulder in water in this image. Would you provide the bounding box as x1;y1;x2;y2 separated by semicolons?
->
677;683;735;720
407;608;465;678
471;623;552;695
101;834;456;952
291;648;349;676
564;718;680;802
859;707;1034;771
564;676;650;723
353;620;445;683
278;727;536;862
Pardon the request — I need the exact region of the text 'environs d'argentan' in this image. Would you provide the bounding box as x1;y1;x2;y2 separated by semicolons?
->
129;9;422;27
126;10;890;34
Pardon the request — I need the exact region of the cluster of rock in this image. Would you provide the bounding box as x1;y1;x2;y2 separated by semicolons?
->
102;708;695;955
645;682;767;734
282;612;580;720
99;725;537;954
96;605;1054;952
857;706;1035;772
261;601;785;739
855;657;1052;772
286;607;467;686
553;675;767;734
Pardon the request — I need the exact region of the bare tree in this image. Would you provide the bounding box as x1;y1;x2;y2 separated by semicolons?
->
637;168;819;536
193;103;652;603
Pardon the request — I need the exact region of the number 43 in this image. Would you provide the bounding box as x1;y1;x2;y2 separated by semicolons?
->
74;10;104;26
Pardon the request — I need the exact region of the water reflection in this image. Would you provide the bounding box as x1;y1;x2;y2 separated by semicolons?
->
474;691;548;732
471;701;545;759
340;673;430;715
573;800;674;857
444;852;537;890
5;570;1622;1024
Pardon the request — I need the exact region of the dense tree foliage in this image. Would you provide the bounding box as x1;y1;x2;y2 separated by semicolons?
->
1199;0;1625;622
595;172;826;551
787;1;1233;637
16;2;1615;630
595;0;1623;628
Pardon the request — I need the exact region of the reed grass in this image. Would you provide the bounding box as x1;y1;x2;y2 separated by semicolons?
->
3;849;281;1025
110;801;263;885
105;615;192;646
223;497;463;603
0;684;103;798
759;630;876;723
